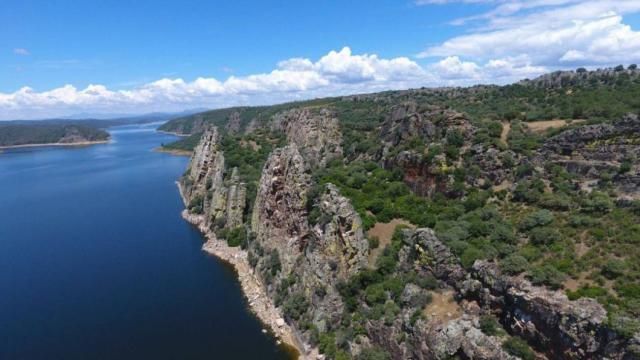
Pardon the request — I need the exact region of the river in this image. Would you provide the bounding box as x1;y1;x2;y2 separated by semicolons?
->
0;123;292;359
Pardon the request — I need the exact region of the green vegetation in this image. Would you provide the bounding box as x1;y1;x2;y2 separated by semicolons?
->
219;129;286;216
160;133;201;152
0;123;109;147
502;337;535;360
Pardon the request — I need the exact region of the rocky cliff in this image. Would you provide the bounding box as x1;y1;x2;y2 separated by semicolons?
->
271;108;343;168
181;127;247;231
173;76;640;359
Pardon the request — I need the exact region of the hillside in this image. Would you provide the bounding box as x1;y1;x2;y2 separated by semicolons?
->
0;123;110;148
172;67;640;360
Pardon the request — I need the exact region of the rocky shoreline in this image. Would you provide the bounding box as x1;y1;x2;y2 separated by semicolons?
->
177;182;308;359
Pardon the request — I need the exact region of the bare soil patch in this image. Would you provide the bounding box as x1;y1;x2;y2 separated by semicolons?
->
527;119;585;133
367;219;414;266
424;289;463;321
500;121;511;145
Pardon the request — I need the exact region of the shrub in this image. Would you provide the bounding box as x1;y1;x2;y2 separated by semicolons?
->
479;315;501;336
460;246;484;269
502;337;535;360
529;227;560;245
283;292;308;320
368;236;380;249
602;259;626;279
582;192;613;214
356;347;391;360
567;286;608;300
365;284;387;305
528;265;565;289
500;254;529;275
519;209;554;231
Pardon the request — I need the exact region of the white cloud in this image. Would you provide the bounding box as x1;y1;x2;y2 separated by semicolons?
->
0;47;435;120
418;0;640;68
13;48;30;56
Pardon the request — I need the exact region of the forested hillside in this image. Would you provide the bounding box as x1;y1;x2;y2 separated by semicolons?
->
0;123;110;147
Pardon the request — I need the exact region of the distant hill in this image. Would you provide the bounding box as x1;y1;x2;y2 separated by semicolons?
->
0;123;110;148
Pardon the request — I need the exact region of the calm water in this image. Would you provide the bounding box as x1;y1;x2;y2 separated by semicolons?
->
0;124;292;360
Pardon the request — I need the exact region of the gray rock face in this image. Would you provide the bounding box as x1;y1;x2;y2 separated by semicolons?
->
271;108;343;168
301;184;369;329
181;127;247;231
380;104;477;197
421;316;518;360
469;261;631;360
540;114;640;198
380;102;437;146
402;229;637;360
520;68;640;89
225;111;241;134
251;144;312;274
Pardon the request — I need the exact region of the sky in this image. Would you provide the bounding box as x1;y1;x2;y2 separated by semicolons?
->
2;0;640;120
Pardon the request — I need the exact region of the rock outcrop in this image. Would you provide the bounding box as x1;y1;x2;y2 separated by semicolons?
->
251;144;312;274
271;108;343;168
301;184;369;330
540;114;640;198
406;228;638;360
181;127;247;231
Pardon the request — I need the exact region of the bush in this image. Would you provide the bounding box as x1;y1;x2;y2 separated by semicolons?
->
356;347;391;360
283;292;308;320
567;286;608;300
460;246;484;269
368;236;380;250
602;259;626;279
500;254;529;275
502;337;535;360
529;227;560;245
479;315;501;336
365;284;387;305
519;210;554;230
582;192;613;214
528;265;565;289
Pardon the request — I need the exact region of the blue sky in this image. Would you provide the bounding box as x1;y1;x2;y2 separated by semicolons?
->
2;0;640;119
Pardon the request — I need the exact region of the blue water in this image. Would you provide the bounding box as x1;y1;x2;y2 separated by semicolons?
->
0;124;291;360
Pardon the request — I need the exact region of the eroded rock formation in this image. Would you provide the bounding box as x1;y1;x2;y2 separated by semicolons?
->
271;108;343;167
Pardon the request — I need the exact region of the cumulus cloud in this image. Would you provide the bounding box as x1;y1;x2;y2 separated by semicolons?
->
418;0;640;68
0;47;434;120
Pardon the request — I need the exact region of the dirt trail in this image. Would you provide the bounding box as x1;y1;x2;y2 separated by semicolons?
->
500;121;511;145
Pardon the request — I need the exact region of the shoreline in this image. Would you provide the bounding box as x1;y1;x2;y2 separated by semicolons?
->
157;129;189;137
153;147;192;156
0;139;110;150
176;182;306;359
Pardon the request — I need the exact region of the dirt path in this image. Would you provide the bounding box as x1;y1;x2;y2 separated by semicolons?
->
500;121;511;145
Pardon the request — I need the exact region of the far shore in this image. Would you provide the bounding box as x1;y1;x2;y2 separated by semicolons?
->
0;139;110;150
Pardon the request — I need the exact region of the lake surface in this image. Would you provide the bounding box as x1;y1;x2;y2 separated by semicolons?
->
0;124;292;360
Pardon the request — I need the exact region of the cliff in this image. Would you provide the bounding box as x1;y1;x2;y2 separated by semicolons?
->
174;67;640;359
